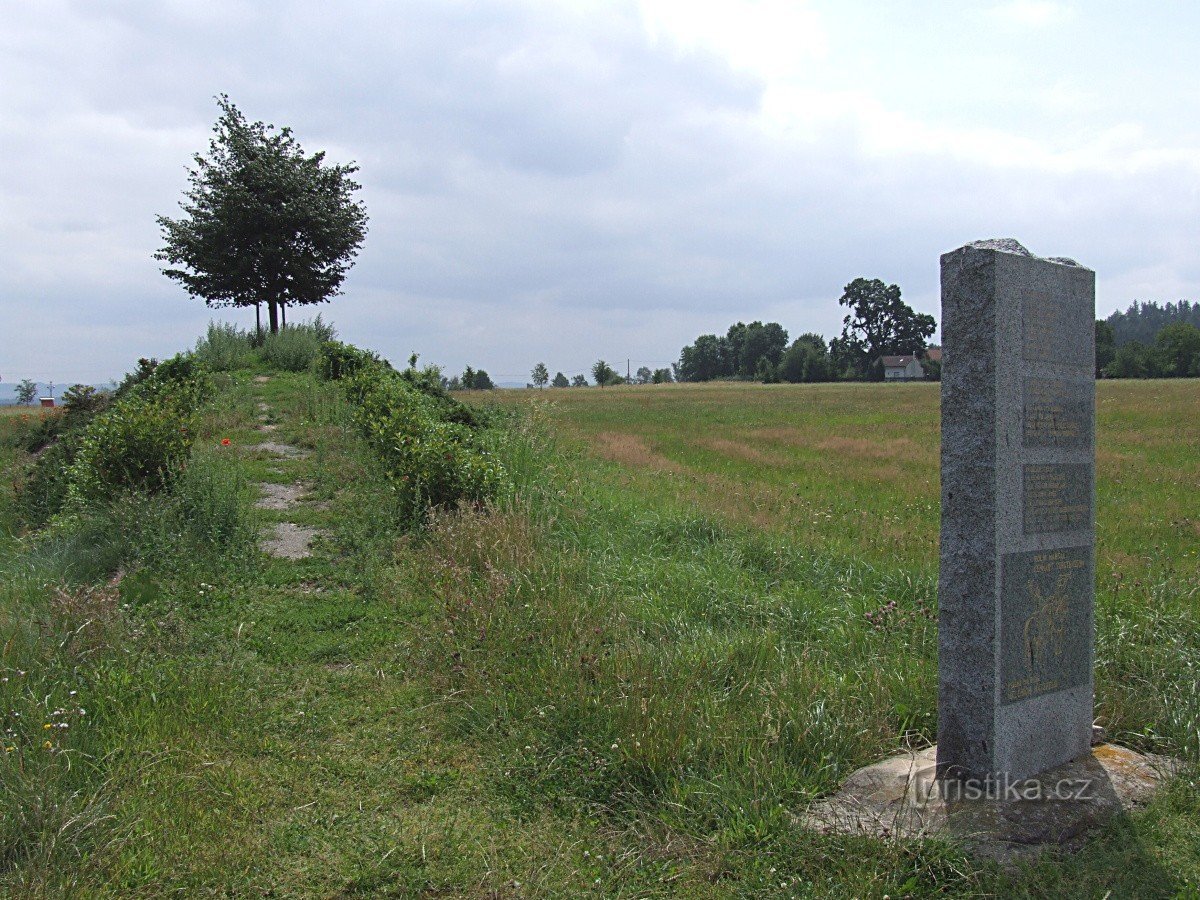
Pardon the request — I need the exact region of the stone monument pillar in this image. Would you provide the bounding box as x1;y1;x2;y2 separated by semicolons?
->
938;239;1096;783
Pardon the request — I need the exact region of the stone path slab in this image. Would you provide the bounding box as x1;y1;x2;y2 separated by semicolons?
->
249;441;309;460
255;482;310;510
261;523;321;560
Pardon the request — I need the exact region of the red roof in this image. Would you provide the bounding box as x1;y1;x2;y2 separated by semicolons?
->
881;355;917;366
925;347;942;362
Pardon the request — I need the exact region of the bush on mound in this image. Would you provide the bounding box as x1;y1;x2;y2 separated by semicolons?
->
320;341;507;519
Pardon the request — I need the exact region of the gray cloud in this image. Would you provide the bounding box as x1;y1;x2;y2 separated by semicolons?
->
2;1;1199;384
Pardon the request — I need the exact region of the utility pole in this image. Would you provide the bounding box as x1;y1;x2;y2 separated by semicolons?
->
627;358;631;382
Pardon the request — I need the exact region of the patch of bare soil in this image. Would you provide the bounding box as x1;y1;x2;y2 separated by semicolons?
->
592;431;682;472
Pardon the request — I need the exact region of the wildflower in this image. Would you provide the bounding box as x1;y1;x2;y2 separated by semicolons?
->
43;723;52;730
221;438;232;446
43;740;52;750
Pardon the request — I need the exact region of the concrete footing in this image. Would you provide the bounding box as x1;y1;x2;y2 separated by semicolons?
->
801;744;1179;865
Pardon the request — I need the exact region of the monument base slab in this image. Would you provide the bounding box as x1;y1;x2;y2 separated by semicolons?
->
800;744;1178;866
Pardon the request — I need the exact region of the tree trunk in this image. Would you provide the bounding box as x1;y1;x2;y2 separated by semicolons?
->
255;303;262;338
281;303;287;329
267;299;279;334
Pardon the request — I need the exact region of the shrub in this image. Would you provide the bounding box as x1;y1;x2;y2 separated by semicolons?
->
112;358;159;402
61;384;109;415
322;345;508;522
66;397;196;506
260;315;337;371
194;322;256;371
318;341;387;381
61;355;213;512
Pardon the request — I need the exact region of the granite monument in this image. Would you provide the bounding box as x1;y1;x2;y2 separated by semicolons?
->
937;238;1096;783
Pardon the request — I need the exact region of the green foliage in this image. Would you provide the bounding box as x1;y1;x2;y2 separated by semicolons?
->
317;340;387;381
194;321;257;371
591;359;618;386
63;358;212;510
322;345;507;521
1106;299;1200;346
728;320;789;378
754;357;778;383
777;333;832;383
1101;320;1200;379
835;277;936;377
651;367;673;384
531;362;549;388
259;317;337;371
1154;322;1200;377
1105;340;1157;379
1096;320;1117;376
570;373;588;387
66;397;196;508
920;353;942;381
551;371;570;388
60;384;108;415
677;321;791;382
156;95;368;333
14;379;38;405
112;358;159;402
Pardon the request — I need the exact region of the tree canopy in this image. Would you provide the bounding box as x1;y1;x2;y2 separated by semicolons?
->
1105;300;1200;346
591;360;619;386
832;278;936;377
676;321;789;382
156;95;368;333
15;379;38;405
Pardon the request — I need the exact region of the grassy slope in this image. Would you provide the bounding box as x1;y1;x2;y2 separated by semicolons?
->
0;374;1197;897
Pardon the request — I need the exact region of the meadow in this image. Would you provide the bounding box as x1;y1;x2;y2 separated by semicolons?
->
0;360;1197;897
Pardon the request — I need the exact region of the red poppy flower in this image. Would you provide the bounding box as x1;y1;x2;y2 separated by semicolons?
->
221;438;231;446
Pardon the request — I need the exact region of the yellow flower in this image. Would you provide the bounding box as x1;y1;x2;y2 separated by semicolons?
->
43;723;52;730
42;740;52;750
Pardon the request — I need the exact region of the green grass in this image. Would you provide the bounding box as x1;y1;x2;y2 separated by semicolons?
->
0;370;1197;896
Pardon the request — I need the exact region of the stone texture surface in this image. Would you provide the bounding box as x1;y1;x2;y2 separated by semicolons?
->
939;239;1096;782
802;744;1179;866
249;441;310;460
261;522;321;560
254;482;310;511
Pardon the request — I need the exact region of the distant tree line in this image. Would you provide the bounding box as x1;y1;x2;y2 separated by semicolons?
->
518;361;673;389
447;366;495;390
1105;300;1200;347
469;294;1200;394
676;278;937;383
1097;318;1200;379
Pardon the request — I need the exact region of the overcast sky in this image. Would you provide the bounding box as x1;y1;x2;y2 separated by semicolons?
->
3;0;1199;385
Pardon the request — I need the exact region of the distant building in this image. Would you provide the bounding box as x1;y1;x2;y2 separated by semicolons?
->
880;355;924;380
39;397;55;408
924;347;942;364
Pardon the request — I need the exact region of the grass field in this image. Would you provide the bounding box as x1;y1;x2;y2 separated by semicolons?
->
0;371;1197;896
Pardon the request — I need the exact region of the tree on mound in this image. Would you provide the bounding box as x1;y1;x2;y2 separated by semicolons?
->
156;95;369;334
